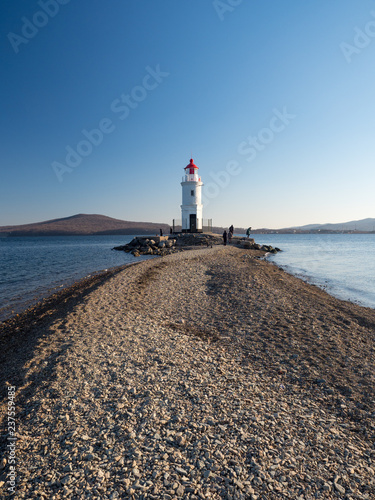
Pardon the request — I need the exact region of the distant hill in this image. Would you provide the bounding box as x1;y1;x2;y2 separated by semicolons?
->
291;218;375;232
0;214;171;237
253;218;375;234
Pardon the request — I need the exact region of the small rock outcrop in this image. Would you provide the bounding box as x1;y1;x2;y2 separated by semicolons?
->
260;244;282;254
113;236;177;257
235;238;281;254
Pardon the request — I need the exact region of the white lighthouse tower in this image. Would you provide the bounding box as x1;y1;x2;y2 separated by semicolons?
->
181;158;203;233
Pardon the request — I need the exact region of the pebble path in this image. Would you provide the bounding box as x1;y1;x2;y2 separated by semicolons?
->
1;246;375;499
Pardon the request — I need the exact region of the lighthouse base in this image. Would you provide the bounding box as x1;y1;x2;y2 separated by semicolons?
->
172;219;212;234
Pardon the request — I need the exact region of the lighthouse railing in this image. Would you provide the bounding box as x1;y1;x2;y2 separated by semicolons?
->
172;219;182;233
202;219;212;232
182;174;200;182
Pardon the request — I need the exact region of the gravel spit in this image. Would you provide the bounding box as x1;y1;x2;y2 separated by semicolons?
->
1;246;375;499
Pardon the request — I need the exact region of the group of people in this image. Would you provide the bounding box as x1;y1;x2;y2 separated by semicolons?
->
222;225;234;245
223;225;251;245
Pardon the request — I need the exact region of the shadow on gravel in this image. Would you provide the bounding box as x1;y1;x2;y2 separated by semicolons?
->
168;322;220;343
0;266;130;452
135;261;169;290
204;269;222;297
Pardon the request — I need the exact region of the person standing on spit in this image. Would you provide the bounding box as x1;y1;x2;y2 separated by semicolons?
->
246;227;251;238
223;230;227;246
228;225;234;244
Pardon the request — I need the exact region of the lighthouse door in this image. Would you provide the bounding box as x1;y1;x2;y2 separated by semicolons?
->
189;214;197;232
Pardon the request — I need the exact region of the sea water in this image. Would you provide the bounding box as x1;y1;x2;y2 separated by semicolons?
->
0;235;153;321
253;233;375;309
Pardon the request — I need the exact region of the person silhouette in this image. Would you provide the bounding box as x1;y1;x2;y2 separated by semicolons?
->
223;230;227;246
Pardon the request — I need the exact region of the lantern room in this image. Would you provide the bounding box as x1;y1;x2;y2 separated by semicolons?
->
183;159;201;183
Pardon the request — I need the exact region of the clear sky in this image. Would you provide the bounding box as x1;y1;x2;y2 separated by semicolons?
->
1;0;375;229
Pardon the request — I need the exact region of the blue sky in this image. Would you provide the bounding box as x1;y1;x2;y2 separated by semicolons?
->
1;0;375;229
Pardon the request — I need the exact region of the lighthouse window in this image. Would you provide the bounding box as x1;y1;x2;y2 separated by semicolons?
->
191;190;194;196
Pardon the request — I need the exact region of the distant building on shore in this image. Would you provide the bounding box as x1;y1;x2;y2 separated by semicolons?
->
180;158;203;233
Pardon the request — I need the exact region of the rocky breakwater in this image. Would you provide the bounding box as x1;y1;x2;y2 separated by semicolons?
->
235;238;281;254
113;233;223;257
113;236;176;257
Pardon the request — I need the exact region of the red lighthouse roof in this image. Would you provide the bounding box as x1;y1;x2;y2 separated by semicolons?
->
185;158;198;170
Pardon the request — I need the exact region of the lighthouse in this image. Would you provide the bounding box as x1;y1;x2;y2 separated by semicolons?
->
181;158;203;233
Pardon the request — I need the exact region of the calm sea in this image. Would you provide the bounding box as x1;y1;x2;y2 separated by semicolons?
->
0;235;153;322
0;234;374;322
253;233;375;309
